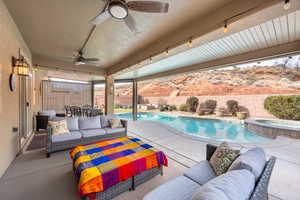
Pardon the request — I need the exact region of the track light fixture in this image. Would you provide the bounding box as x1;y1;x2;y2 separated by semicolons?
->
223;21;228;33
187;38;193;48
165;48;169;56
284;0;291;10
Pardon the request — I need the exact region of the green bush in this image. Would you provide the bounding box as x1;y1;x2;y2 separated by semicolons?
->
186;97;199;112
159;105;167;112
170;105;177;111
226;100;239;116
204;100;217;110
200;100;217;114
264;95;300;120
179;104;188;112
159;104;171;112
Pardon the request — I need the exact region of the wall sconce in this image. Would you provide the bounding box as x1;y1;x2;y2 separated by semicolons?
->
12;48;30;76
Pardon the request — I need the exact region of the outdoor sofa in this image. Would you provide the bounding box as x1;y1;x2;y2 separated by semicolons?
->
144;144;276;200
46;115;127;157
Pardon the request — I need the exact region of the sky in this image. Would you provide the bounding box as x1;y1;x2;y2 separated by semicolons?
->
220;54;300;71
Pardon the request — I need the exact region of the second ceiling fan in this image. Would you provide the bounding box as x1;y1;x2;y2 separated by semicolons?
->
90;0;169;33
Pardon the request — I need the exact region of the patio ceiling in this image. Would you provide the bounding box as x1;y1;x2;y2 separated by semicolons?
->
3;0;285;78
116;2;300;80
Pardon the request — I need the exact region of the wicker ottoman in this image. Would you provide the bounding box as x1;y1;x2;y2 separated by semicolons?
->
71;137;168;200
83;167;163;200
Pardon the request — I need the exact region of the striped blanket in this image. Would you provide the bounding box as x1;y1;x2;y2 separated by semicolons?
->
70;137;168;197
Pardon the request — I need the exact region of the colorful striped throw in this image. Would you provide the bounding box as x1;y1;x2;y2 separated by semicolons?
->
70;137;168;197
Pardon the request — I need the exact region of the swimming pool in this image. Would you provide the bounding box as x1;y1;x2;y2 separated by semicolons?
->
117;112;270;143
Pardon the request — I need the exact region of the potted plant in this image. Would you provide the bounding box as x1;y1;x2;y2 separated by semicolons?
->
198;108;205;116
216;107;226;117
237;111;248;120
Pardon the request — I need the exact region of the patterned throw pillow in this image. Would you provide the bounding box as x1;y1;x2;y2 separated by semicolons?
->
48;120;70;136
108;118;123;128
209;142;239;176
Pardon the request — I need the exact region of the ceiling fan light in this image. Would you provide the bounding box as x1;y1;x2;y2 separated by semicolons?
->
109;1;128;19
284;0;291;10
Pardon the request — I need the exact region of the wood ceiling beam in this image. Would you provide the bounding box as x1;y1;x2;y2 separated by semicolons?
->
32;54;105;76
136;40;300;81
106;0;282;76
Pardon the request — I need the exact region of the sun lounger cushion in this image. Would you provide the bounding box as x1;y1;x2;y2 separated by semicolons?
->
192;169;255;200
228;147;266;181
79;116;102;130
81;129;106;138
144;176;200;200
104;128;126;134
184;160;216;185
100;115;117;128
52;131;81;143
66;117;79;131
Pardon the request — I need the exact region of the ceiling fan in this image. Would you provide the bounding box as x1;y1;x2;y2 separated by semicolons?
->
74;51;100;66
90;0;169;33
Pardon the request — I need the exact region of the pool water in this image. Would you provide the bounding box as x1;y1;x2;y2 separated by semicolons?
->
117;112;270;143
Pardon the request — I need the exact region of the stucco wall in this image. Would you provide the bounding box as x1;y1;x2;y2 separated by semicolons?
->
0;0;32;177
141;94;297;118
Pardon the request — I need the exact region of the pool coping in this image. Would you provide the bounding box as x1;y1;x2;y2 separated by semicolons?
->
245;118;300;132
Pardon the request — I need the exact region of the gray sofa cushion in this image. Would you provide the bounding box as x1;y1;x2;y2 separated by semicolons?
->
101;115;117;128
39;110;56;120
66;117;79;131
228;147;266;181
104;128;126;134
192;169;255;200
184;160;216;185
79;116;102;130
52;131;81;143
143;176;200;200
81;129;106;138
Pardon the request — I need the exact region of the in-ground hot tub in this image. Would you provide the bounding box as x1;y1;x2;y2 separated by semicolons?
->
245;118;300;139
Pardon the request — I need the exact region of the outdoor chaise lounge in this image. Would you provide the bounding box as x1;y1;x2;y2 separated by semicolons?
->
144;144;276;200
46;115;127;157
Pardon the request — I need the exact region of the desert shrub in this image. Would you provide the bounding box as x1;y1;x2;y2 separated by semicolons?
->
170;105;177;111
264;95;300;120
204;100;217;110
186;97;199;112
159;104;171;112
198;109;205;116
198;100;217;114
179;104;188;112
226;100;239;116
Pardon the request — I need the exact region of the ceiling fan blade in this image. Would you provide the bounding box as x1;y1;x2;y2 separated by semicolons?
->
84;58;100;62
127;1;169;13
74;61;84;66
90;10;111;25
124;14;140;34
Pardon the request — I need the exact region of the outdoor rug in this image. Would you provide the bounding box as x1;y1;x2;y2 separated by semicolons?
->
26;135;46;151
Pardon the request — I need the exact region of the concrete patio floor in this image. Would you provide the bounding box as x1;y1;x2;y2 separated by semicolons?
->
0;119;297;200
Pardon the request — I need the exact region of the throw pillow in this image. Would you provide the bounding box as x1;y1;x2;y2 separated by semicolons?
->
228;147;266;181
209;142;239;176
48;120;70;136
192;169;255;200
108;118;123;128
